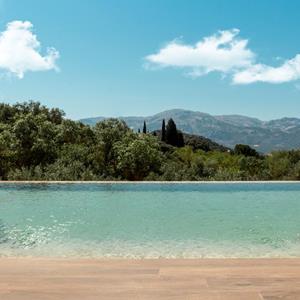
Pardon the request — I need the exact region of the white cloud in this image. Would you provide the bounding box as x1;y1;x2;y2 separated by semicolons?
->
0;20;59;78
145;29;300;85
146;29;254;76
233;54;300;84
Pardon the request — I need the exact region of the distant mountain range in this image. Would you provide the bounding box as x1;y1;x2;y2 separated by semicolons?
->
80;109;300;153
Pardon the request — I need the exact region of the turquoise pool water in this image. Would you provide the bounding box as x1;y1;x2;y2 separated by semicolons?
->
0;183;300;258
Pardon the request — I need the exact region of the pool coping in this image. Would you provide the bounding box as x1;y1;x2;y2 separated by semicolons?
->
0;180;299;184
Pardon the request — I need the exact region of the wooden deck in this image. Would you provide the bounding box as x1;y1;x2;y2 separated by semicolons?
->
1;258;300;299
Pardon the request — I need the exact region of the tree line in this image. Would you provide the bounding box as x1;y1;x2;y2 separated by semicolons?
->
0;101;300;181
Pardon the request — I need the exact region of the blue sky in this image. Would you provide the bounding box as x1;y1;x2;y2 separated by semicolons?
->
0;0;299;120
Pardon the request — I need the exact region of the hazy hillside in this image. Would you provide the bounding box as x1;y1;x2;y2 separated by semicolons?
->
80;109;300;153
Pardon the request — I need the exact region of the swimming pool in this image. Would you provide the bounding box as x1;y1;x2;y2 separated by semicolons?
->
0;182;300;258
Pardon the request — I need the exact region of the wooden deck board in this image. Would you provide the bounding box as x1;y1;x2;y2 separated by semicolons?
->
0;258;300;299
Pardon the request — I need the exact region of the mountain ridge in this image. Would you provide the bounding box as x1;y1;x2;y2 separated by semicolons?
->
80;109;300;153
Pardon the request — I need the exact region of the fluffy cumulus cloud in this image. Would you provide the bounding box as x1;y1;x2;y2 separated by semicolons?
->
0;20;59;78
233;55;300;84
146;29;255;76
145;29;300;85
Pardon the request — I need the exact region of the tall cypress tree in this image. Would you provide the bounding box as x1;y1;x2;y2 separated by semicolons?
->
177;131;184;147
165;118;184;147
142;121;147;134
165;118;178;146
161;119;166;142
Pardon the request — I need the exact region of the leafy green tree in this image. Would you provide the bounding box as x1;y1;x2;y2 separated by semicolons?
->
44;146;98;180
175;146;195;166
239;156;268;180
114;133;162;180
291;161;300;180
94;119;129;165
0;103;17;124
234;144;260;158
58;120;94;145
266;152;292;179
12;113;59;167
0;125;16;179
